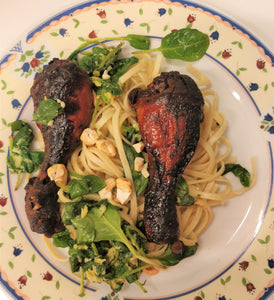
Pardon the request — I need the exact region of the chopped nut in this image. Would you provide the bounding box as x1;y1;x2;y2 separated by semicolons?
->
98;188;112;200
102;69;110;80
98;177;116;200
47;164;68;186
56;99;66;108
134;157;144;172
141;163;149;178
133;141;144;153
80;128;99;146
96;139;116;158
116;178;132;205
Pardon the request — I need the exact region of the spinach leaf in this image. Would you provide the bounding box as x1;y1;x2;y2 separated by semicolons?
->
79;44;122;75
68;174;106;199
33;98;64;125
78;44;138;104
70;254;82;273
52;200;161;293
9;120;26;132
175;176;194;206
123;141;148;196
62;199;96;225
125;34;150;50
52;229;75;248
72;214;96;244
70;200;159;265
68;179;89;199
67;34;150;61
124;225;146;256
92;77;122;95
82;201;125;243
12;121;34;148
122;123;142;143
156;242;198;266
7;120;44;175
134;28;210;62
29;151;45;169
222;163;251;187
109;56;138;82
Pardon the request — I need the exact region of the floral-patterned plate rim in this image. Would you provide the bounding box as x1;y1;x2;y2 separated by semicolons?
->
0;1;273;300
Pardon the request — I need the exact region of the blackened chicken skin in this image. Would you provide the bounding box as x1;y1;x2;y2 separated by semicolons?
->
25;58;94;236
129;71;204;244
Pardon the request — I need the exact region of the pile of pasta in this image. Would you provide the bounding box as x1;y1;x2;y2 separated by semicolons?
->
61;53;255;251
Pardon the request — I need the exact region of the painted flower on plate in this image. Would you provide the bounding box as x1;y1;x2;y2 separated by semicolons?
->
18;275;27;288
210;30;219;41
124;18;134;27
239;260;249;271
0;196;7;207
187;14;196;23
248;82;259;92
158;8;166;16
11;99;22;110
13;246;23;257
256;59;266;70
268;258;274;268
42;271;53;281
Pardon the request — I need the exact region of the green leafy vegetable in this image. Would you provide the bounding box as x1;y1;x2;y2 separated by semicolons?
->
134;28;210;62
72;214;96;244
62;199;96;225
53;199;160;292
7;120;44;178
156;242;198;266
175;176;194;206
222;163;251;187
79;44;123;75
124;225;146;256
33;98;64;125
109;56;138;82
76;200;127;243
70;255;82;273
122;123;142;144
123;141;148;196
73;43;139;104
91;76;122;97
125;34;150;50
67;34;150;61
68;174;106;199
52;229;75;248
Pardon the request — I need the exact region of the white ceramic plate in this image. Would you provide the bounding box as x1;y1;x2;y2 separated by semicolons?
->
0;1;273;299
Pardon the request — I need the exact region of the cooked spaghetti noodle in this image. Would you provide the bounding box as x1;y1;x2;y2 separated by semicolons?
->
62;53;255;258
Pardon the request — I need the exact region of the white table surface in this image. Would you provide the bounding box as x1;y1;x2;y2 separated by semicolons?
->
0;0;273;299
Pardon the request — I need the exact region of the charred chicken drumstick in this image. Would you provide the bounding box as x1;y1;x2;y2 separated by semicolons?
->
129;71;204;244
25;58;94;236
